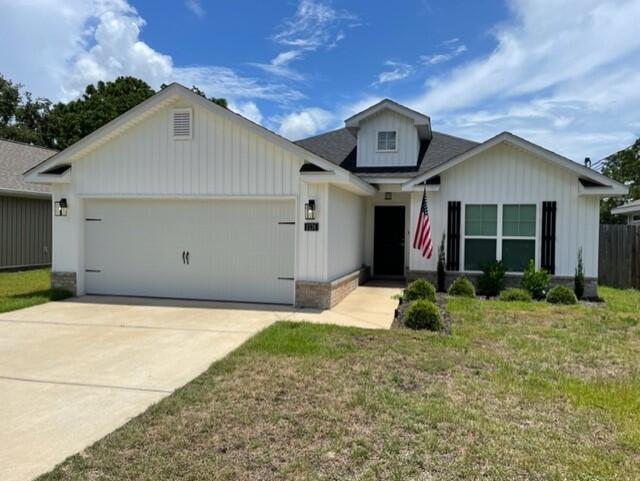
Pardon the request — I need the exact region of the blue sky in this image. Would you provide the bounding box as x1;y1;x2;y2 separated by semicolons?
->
1;0;640;161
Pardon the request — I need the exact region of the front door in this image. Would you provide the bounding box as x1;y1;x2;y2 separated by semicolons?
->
374;206;405;277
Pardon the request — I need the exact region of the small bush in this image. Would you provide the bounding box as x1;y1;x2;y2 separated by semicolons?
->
546;285;578;304
574;247;585;300
478;260;506;297
521;259;549;300
448;275;475;297
499;288;532;302
403;300;442;331
403;278;436;303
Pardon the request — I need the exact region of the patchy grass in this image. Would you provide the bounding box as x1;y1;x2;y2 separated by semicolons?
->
0;268;71;314
40;288;640;480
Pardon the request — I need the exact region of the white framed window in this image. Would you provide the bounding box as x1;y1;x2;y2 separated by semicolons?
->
377;131;397;152
172;108;193;140
463;203;537;272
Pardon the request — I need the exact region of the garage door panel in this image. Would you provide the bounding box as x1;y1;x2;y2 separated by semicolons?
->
85;199;295;304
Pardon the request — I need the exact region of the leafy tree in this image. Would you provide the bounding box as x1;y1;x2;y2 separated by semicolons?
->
0;74;53;146
600;138;640;223
47;76;155;149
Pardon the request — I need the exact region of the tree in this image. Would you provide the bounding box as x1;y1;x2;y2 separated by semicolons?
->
47;76;155;149
600;138;640;223
0;74;53;146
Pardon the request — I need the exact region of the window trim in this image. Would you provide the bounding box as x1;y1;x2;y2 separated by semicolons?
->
461;202;539;274
376;130;398;153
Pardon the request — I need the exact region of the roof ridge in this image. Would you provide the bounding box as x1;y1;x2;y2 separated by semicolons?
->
0;137;58;153
294;127;351;143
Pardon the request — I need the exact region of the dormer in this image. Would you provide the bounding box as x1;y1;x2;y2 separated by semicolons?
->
345;99;432;168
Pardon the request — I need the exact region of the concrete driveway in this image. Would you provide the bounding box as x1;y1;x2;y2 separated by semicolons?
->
0;284;399;481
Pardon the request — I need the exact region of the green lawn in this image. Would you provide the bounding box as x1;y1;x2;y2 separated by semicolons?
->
41;287;640;480
0;268;71;314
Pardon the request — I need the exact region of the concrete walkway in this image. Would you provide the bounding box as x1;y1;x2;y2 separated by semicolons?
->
0;283;400;481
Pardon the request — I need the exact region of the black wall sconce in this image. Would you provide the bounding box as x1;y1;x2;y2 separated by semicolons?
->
305;199;316;220
54;198;68;216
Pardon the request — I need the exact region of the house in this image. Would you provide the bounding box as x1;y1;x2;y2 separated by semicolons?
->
611;200;640;225
25;84;627;305
0;139;56;270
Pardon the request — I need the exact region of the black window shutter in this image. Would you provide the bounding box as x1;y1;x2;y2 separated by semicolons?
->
541;201;557;274
447;201;461;271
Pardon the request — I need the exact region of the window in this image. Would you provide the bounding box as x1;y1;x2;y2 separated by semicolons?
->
377;131;397;151
464;204;497;271
463;203;537;272
502;204;536;272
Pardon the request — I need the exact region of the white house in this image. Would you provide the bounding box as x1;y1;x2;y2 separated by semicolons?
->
25;84;627;306
611;200;640;225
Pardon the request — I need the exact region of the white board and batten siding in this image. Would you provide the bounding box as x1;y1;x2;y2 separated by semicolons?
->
72;100;302;197
356;110;419;168
409;143;600;277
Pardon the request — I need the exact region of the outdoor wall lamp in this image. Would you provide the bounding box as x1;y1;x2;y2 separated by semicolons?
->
54;198;68;216
304;200;316;220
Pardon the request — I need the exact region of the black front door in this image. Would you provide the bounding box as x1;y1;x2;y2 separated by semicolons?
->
374;206;405;276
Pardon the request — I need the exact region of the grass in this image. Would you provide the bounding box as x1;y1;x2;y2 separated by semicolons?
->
40;287;640;480
0;268;71;313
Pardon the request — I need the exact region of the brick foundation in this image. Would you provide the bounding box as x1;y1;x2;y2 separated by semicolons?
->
407;270;598;299
51;271;77;295
295;266;370;309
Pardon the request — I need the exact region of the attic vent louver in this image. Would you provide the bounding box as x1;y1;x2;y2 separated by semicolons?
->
172;108;192;140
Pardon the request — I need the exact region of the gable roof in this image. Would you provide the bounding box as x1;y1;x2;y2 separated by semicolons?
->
0;139;56;196
402;131;629;195
24;83;376;196
295;127;478;180
344;98;432;140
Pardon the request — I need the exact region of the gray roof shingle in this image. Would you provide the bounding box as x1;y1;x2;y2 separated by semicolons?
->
295;128;478;180
0;139;56;194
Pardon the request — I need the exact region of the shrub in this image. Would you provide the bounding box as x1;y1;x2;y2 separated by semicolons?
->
478;260;506;297
521;259;549;300
448;275;475;297
436;234;446;292
403;278;436;303
546;285;578;304
574;247;585;300
499;288;532;302
403;300;442;331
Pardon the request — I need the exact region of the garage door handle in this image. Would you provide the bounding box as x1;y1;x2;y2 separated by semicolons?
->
186;251;190;265
182;251;186;264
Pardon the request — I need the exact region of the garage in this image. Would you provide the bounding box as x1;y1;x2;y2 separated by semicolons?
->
84;198;295;304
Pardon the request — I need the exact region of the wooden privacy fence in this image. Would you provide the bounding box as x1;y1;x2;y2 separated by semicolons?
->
599;224;640;289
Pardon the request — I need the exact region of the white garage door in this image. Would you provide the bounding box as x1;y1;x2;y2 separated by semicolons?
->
84;199;295;304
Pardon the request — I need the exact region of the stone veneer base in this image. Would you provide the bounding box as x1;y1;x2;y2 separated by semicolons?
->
407;270;598;299
295;266;370;309
51;271;77;296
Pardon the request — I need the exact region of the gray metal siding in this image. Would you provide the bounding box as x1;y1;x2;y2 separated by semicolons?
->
0;194;51;269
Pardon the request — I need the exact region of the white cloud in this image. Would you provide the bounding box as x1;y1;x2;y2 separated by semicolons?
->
0;0;302;104
409;0;640;160
276;108;334;140
372;61;413;86
273;0;358;50
228;101;263;125
421;41;467;65
249;50;305;81
184;0;205;18
254;0;359;80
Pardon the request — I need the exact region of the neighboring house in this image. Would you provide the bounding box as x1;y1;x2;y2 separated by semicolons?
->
25;84;627;305
0;139;56;270
611;200;640;225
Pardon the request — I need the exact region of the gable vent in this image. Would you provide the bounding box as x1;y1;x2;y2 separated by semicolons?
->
172;108;192;140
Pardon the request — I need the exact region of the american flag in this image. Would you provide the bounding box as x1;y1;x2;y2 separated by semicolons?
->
413;187;433;258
